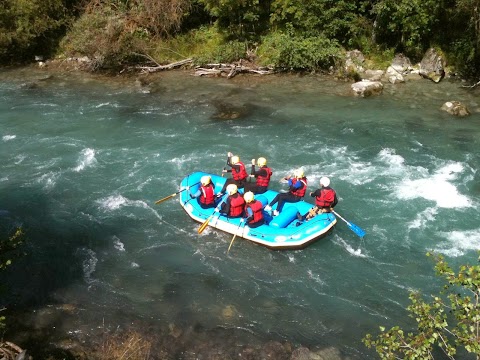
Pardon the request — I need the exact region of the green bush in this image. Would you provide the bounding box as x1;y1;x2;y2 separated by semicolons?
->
59;8;149;70
257;30;341;71
0;0;75;63
364;253;480;359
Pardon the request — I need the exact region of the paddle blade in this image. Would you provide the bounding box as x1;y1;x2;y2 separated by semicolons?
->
198;215;213;234
348;222;366;238
154;193;176;204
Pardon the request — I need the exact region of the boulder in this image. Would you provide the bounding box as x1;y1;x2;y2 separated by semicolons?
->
386;66;405;84
419;48;446;83
351;80;383;97
441;101;470;117
344;50;365;74
362;70;384;81
391;53;412;73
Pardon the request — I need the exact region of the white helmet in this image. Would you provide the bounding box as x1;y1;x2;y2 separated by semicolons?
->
320;176;330;187
231;155;240;165
201;175;211;186
226;184;238;195
294;168;304;178
244;191;254;203
257;157;267;167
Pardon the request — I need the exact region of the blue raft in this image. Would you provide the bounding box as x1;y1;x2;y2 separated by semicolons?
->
179;171;337;250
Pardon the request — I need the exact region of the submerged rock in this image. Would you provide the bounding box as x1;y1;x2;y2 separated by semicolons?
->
351;80;383;97
441;101;470;117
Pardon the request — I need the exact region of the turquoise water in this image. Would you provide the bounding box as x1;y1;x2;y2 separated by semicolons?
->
1;68;479;358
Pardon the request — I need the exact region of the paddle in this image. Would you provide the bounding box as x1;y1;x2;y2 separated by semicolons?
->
227;219;245;254
331;210;366;238
198;195;227;234
154;181;200;205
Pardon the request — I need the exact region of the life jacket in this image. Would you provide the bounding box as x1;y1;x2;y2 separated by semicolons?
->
290;177;307;198
229;194;245;217
245;200;264;224
232;162;248;181
256;166;272;187
315;187;336;208
199;184;215;205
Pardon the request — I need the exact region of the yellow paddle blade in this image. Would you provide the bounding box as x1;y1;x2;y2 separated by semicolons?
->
227;234;237;253
154;193;177;205
198;215;213;234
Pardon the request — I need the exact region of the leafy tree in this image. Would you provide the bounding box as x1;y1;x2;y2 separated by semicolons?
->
0;0;77;63
363;253;480;359
196;0;271;40
258;26;341;71
269;0;372;47
371;0;443;58
447;0;480;77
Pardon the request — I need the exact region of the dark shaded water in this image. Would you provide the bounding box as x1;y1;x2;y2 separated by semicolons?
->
0;67;479;359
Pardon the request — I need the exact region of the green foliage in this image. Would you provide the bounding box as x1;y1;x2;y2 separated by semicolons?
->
153;26;246;65
0;228;24;271
269;0;372;47
0;0;75;63
372;0;442;59
0;227;24;337
196;0;270;41
363;253;480;359
194;40;246;65
258;29;341;71
59;8;149;70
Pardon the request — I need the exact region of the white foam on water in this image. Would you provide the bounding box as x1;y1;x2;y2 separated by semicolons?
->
74;148;97;172
113;236;125;252
333;234;367;258
394;161;472;208
14;154;26;164
433;228;480;257
2;134;16;141
98;195;127;210
307;269;325;285
37;171;59;190
76;248;98;284
95;102;112;108
407;207;438;230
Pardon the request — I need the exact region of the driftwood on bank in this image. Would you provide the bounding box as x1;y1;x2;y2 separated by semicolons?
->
133;53;274;78
135;53;193;73
194;63;275;78
461;79;480;89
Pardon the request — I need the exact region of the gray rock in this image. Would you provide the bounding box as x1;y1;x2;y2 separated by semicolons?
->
441;101;470;117
351;80;383;97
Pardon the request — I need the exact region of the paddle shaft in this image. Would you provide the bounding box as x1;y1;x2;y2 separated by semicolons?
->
198;195;228;234
227;220;244;253
155;181;200;204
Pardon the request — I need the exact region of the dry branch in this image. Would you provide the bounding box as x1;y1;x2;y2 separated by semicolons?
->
194;63;275;78
135;54;193;73
461;79;480;88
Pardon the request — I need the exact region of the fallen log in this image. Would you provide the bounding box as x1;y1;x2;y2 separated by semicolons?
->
194;63;275;78
135;53;193;73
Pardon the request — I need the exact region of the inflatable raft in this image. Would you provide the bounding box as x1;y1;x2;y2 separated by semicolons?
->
179;171;337;250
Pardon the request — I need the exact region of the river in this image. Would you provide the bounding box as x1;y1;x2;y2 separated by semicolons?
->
0;66;479;359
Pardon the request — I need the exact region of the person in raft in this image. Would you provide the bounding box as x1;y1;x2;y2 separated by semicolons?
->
243;191;265;228
218;151;248;197
298;176;338;222
220;184;245;218
245;157;272;194
189;175;216;209
264;168;307;216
